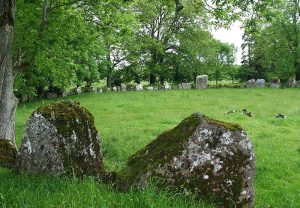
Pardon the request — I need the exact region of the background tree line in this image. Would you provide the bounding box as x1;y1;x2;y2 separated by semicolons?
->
12;0;238;100
10;0;300;101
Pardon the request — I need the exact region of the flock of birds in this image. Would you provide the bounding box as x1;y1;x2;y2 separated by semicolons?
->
224;109;287;119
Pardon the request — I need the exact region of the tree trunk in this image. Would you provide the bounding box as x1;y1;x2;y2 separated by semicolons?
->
0;0;18;166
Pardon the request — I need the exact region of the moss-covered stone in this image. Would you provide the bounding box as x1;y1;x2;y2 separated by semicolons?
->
114;113;255;208
16;100;104;178
0;139;17;168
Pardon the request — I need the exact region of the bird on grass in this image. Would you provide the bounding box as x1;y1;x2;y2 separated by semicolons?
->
242;109;253;117
276;113;287;119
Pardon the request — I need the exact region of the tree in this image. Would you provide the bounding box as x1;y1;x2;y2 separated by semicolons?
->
0;0;18;164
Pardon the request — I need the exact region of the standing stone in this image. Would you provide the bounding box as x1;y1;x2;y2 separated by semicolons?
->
76;87;82;95
16;101;104;178
98;88;103;93
296;81;300;88
121;84;127;92
136;84;143;91
270;78;280;88
178;84;183;90
181;83;191;90
47;92;58;99
256;79;265;88
147;86;154;91
165;84;172;90
92;87;98;93
115;113;255;207
196;75;208;89
246;79;256;88
113;86;118;92
285;78;296;88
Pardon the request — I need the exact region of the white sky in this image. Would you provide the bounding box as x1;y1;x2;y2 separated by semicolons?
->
212;21;244;65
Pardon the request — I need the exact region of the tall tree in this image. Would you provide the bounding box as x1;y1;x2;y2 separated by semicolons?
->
0;0;18;165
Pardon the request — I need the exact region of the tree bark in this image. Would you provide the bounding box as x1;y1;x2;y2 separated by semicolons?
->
0;0;18;166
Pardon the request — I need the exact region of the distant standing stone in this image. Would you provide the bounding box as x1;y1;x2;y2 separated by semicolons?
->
115;113;255;207
121;84;127;92
47;92;58;99
98;88;103;93
246;79;256;88
165;84;172;90
256;79;265;88
136;84;143;91
76;87;81;94
285;78;296;88
181;83;191;90
113;86;118;92
296;81;300;88
270;78;280;88
147;86;154;91
16;100;104;178
196;75;208;89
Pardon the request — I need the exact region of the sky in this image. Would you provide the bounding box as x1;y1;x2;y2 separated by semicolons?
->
212;21;244;65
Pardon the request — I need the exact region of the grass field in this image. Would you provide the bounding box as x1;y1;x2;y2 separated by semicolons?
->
1;89;300;207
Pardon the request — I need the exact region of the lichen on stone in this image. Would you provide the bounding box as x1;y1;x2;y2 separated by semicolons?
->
16;100;104;178
114;113;255;208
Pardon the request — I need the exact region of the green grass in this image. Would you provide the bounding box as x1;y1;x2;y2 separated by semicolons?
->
1;88;300;207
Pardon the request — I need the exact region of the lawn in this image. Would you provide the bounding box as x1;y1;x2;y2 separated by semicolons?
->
1;88;300;207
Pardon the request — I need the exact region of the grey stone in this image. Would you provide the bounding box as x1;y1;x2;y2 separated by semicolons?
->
76;87;81;94
246;79;256;88
113;86;118;92
270;83;280;88
115;113;255;207
121;84;127;92
165;84;172;90
147;86;154;91
47;92;58;99
196;75;208;89
256;79;265;88
270;78;280;88
136;84;143;91
16;101;104;178
285;78;296;88
181;83;191;90
296;81;300;88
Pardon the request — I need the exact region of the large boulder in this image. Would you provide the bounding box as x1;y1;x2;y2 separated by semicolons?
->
196;75;208;89
16;100;104;178
115;113;255;207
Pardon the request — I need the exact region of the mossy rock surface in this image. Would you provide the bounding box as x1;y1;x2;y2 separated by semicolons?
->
16;100;104;178
115;113;255;208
